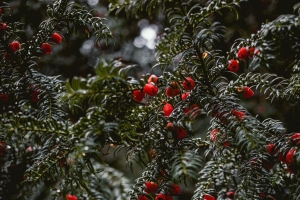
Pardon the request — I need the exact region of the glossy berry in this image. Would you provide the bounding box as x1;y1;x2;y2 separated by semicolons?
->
171;184;180;194
290;133;300;146
182;77;196;90
266;143;278;155
66;194;78;200
148;74;158;84
165;86;180;97
223;141;231;147
138;195;148;200
174;126;187;140
32;89;40;103
41;43;52;54
237;47;248;60
181;92;190;101
145;181;159;193
210;129;218;142
133;90;145;102
0;23;7;31
203;194;216;200
166;122;174;130
243;86;254;99
0;93;9;102
232;110;246;121
144;82;159;96
9;41;21;53
286;148;296;164
226;191;235;199
163;103;174;117
228;59;239;72
51;33;63;43
155;194;167;200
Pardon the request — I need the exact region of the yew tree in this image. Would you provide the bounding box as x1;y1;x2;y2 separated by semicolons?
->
1;0;300;200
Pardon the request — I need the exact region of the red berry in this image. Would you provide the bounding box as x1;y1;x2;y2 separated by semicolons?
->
171;184;180;194
51;33;63;43
182;77;196;90
0;23;7;31
210;129;218;142
174;126;187;140
32;89;40;103
155;194;167;200
166;122;174;130
148;75;158;84
228;59;239;72
41;43;52;54
243;86;254;99
262;158;275;170
290;133;300;146
286;148;297;164
226;191;235;199
203;194;216;200
145;181;159;193
9;41;21;53
223;141;231;147
266;143;278;155
181;92;190;101
3;52;10;61
138;195;148;200
278;152;285;162
166;195;173;200
133;90;145;102
0;93;9;102
163;103;174;117
232;110;246;121
184;104;200;118
165;86;180;97
149;149;157;160
237;47;248;60
249;47;255;58
66;194;78;200
144;83;159;96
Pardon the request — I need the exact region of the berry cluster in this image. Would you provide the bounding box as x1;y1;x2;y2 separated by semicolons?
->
138;181;181;200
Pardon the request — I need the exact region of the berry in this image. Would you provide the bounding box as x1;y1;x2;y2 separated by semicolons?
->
290;133;300;146
32;89;40;103
228;59;239;72
165;86;180;97
163;103;174;117
166;195;173;200
144;83;159;96
4;52;10;61
237;47;248;60
249;47;255;58
149;149;157;160
278;152;285;162
0;93;9;102
166;122;174;130
148;75;159;84
210;129;218;142
155;194;167;200
66;194;78;200
170;184;180;194
184;104;200;118
138;195;148;200
262;157;275;170
0;23;7;31
266;143;277;155
9;41;21;53
182;77;196;90
243;86;254;99
41;43;52;54
181;92;190;101
286;148;296;164
203;194;216;200
232;110;246;121
145;181;159;193
133;90;145;102
226;191;235;199
174;126;187;140
51;33;63;43
223;141;231;147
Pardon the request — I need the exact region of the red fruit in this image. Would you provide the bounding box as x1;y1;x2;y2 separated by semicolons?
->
0;93;9;102
243;86;254;99
163;103;174;117
66;194;78;200
32;89;40;103
4;52;10;61
144;83;159;96
145;181;159;193
228;59;239;72
203;194;216;200
210;129;218;142
51;33;63;43
184;104;200;118
0;23;7;31
266;143;277;155
149;149;157;160
171;184;180;194
262;158;275;170
223;141;231;147
133;90;145;102
166;122;174;130
290;133;300;146
174;126;187;140
138;195;148;200
232;110;246;121
166;195;173;200
155;194;167;200
286;148;297;164
9;41;21;53
182;77;196;90
249;47;255;58
237;47;248;60
181;92;190;101
226;191;235;199
41;43;52;54
148;75;158;84
165;86;180;97
278;152;285;162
